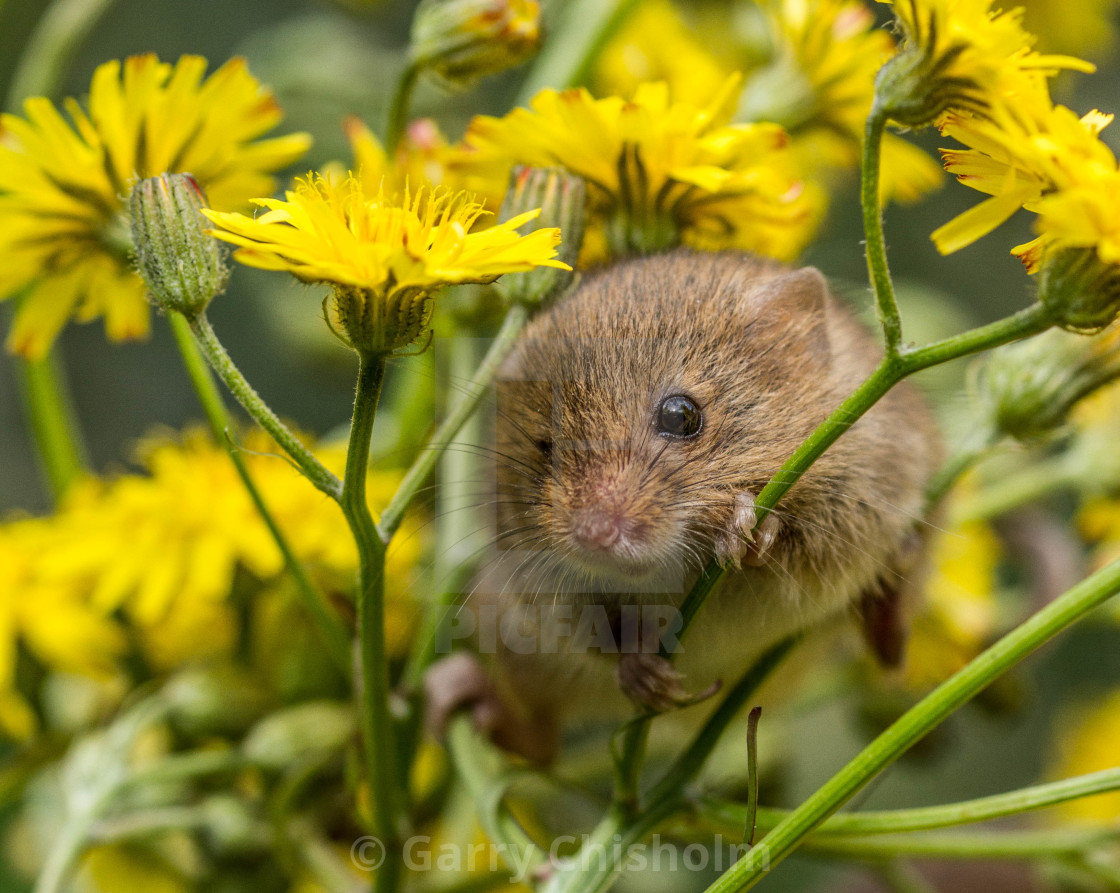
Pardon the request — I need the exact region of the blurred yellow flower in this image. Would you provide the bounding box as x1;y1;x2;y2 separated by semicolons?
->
593;0;728;107
459;76;815;260
0;429;425;736
905;516;1002;692
0;518;125;739
1048;689;1120;825
594;0;942;211
324;116;455;197
1022;0;1120;58
0;54;311;358
206;175;567;352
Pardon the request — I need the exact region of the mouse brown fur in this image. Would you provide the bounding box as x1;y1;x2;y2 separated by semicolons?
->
452;248;940;757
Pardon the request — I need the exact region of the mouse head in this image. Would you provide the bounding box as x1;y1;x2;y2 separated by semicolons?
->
492;249;842;592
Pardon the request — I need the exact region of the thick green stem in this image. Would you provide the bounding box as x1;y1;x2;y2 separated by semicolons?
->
861;106;902;354
701;555;1120;892
168;313;351;675
515;0;641;102
15;345;88;502
378;302;530;542
188;313;342;501
695;766;1120;837
385;62;420;156
802;827;1119;861
341;352;403;893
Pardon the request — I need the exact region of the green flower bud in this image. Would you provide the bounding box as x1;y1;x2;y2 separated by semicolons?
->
1038;246;1120;335
495;166;585;307
130;173;229;317
409;0;541;87
976;326;1120;441
327;283;435;356
242;701;354;771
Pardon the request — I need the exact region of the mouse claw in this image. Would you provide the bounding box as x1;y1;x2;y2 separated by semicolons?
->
616;652;722;713
743;512;781;567
716;491;781;569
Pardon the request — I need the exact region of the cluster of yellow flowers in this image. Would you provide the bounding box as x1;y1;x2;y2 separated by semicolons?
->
887;0;1120;285
0;55;311;358
0;429;423;740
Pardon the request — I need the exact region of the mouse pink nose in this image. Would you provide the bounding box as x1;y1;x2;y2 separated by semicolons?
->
572;508;622;550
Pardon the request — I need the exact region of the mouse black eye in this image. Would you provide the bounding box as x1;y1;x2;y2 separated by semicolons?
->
656;395;702;438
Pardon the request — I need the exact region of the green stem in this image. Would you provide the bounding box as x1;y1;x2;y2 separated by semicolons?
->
2;0;120;111
701;555;1120;892
546;642;794;893
168;313;352;675
445;714;544;869
188;313;342;501
922;430;999;511
695;766;1120;837
952;452;1082;524
861;105;902;354
803;827;1118;861
515;0;641;102
384;62;420;156
341;352;403;893
378;301;530;542
673;303;1054;644
15;344;88;502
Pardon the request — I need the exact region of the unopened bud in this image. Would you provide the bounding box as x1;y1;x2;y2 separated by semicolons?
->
130;173;229;317
495;166;584;307
409;0;541;87
976;326;1120;441
1038;246;1120;334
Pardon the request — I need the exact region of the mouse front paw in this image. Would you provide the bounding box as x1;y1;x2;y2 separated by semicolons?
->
715;491;782;569
616;652;721;713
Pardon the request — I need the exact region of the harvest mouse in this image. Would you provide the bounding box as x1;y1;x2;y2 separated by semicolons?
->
426;249;940;761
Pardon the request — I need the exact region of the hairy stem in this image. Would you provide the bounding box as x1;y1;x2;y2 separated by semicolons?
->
341;352;403;893
188;313;342;501
169;313;351;675
861;105;903;354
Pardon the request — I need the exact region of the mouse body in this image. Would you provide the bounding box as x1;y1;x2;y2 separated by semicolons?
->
448;249;939;757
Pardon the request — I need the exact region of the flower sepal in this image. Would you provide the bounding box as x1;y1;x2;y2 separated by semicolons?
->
1038;246;1120;334
327;284;436;356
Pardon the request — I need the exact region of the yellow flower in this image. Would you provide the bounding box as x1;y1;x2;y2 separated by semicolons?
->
324;116;457;198
205;175;567;352
931;80;1119;269
1022;0;1120;58
904;515;1001;692
0;54;311;358
593;0;729;107
879;0;1092;126
0;517;126;739
459;76;815;261
1048;689;1120;825
594;0;942;211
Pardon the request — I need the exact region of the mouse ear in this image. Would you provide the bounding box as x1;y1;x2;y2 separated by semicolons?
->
749;266;832;360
